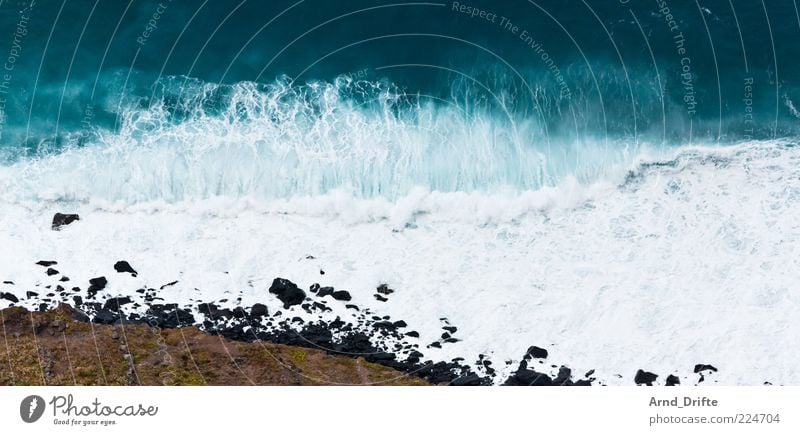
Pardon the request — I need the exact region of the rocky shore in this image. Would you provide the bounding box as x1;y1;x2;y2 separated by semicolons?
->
0;213;725;386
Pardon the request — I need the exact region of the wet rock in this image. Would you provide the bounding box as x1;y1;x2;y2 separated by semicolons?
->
331;290;352;301
87;277;108;298
376;284;394;295
146;304;195;328
634;369;658;386
114;261;138;277
269;278;306;308
317;286;334;297
553;366;572;385
1;292;19;303
451;374;483;386
94;309;120;325
249;303;268;318
666;374;680;386
103;297;133;312
693;364;718;373
524;346;548;360
504;368;554;386
52;213;80;230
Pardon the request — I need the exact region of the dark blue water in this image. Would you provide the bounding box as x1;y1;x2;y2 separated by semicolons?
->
0;0;798;167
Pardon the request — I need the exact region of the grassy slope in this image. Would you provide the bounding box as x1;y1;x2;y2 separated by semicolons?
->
0;305;426;386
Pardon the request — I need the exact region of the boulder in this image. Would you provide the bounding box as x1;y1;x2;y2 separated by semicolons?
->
52;213;80;230
268;278;306;308
634;369;658;386
524;345;548;360
113;261;138;277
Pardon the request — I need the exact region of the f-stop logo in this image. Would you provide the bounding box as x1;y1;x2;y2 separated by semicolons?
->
20;395;45;423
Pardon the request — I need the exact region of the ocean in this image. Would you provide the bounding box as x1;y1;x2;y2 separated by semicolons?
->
1;0;799;385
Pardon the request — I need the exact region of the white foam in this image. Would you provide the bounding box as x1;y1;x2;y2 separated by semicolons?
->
1;140;799;385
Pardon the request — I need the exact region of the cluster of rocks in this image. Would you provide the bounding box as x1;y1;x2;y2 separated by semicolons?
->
1;219;727;387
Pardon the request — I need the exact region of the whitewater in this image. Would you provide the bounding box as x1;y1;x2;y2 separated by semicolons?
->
1;78;799;385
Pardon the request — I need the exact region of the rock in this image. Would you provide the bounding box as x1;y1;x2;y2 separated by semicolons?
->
524;345;548;360
365;352;396;363
114;261;138;277
376;284;394;295
1;292;19;303
160;281;178;289
406;330;419;338
450;374;483;386
103;297;133;312
373;321;397;331
268;278;306;308
693;364;718;373
505;368;554;386
666;374;680;386
94;309;119;324
553;366;572;385
393;320;407;328
46;268;59;276
59;276;70;282
249;303;268;318
87;277;108;298
26;291;39;298
442;326;457;334
634;369;658;386
374;294;388;302
331;290;352;301
317;286;334;297
35;260;57;267
52;213;80;230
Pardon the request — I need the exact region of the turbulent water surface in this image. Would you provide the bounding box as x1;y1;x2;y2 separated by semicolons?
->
1;0;799;385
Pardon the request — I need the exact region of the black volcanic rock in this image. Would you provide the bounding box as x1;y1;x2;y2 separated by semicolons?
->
634;369;658;386
249;303;268;318
504;368;554;386
451;374;483;386
694;364;718;373
524;345;548;360
114;261;138;277
103;297;133;312
317;286;334;297
376;284;394;295
1;292;19;303
666;374;680;386
331;290;352;301
268;278;306;308
87;277;108;298
93;309;119;324
52;213;80;230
